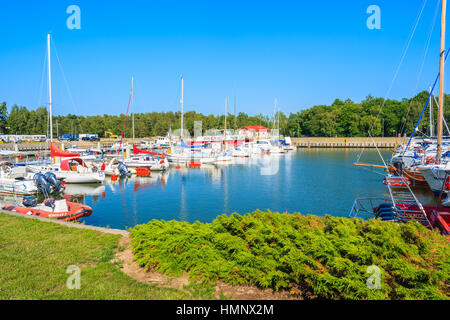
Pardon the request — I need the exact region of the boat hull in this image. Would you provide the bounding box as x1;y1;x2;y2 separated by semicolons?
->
418;165;448;194
2;201;93;221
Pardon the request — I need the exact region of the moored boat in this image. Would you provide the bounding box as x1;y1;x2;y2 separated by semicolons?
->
2;197;93;221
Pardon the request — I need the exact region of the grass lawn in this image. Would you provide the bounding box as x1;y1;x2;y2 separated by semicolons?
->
0;212;190;300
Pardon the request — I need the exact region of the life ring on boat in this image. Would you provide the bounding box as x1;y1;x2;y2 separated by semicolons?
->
426;157;437;165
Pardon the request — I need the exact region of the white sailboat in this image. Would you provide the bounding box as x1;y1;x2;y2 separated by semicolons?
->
418;0;449;194
28;34;105;184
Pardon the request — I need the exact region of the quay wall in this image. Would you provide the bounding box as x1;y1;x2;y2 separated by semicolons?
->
0;137;403;153
292;137;402;148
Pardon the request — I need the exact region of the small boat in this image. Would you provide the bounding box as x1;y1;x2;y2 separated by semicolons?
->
28;158;105;184
124;155;169;171
0;162;39;195
215;150;233;162
231;147;247;158
102;158;131;176
2;197;93;221
373;203;450;236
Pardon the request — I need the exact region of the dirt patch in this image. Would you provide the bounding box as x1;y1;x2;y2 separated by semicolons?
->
114;235;302;300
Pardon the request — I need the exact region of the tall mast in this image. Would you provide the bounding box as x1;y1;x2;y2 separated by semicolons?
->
437;0;447;162
47;34;53;142
234;96;236;132
430;87;434;137
180;75;184;138
278;103;280;136
224;96;227;149
132;76;135;144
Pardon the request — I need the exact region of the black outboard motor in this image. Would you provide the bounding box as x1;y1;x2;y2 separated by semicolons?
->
33;173;51;194
23;196;37;207
117;161;130;176
44;198;55;210
44;172;63;193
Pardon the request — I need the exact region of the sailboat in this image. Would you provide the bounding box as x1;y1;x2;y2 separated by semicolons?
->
417;0;450;194
351;1;450;236
215;97;233;162
125;76;170;171
27;34;105;184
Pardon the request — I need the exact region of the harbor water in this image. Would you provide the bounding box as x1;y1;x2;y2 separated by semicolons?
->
1;149;437;230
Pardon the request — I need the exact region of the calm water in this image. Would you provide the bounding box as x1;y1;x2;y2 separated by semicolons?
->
3;149;436;230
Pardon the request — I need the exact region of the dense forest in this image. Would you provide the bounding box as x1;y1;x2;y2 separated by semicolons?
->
1;90;450;138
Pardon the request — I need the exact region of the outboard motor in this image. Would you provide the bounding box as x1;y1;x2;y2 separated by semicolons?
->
33;173;51;195
44;198;55;210
23;196;37;208
117;162;131;176
44;172;63;193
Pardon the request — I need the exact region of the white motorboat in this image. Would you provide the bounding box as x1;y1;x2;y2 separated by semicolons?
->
28;158;105;184
0;162;38;195
215;150;233;162
102;158;131;176
124;155;169;171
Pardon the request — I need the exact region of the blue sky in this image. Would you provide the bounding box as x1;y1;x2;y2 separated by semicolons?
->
0;0;447;116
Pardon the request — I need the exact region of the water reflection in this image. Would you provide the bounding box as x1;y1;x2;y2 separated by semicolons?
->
1;150;440;230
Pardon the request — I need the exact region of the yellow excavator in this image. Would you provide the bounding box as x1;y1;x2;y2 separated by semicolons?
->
104;130;119;139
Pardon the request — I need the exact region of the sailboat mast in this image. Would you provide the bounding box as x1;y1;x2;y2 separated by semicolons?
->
234;96;236;132
437;0;447;162
430;87;434;137
47;34;53;142
180;76;184;138
224;96;227;149
132;76;135;144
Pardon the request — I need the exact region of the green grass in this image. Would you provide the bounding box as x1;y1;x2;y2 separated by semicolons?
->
131;210;450;300
0;212;191;300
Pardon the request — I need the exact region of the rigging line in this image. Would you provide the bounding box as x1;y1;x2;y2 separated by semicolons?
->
357;0;428;162
369;131;389;170
404;48;450;150
50;38;79;115
118;90;133;155
399;0;440;136
433;94;450;134
357;164;387;177
372;0;428;127
37;45;47;109
415;0;441;91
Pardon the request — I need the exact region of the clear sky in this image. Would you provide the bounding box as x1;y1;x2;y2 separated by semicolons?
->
0;0;448;117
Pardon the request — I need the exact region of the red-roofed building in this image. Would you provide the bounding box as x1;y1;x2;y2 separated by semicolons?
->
239;125;271;138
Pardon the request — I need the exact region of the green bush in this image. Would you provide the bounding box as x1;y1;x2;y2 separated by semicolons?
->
130;210;449;300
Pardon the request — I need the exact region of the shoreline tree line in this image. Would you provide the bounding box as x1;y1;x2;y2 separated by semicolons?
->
1;90;448;138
